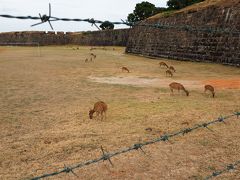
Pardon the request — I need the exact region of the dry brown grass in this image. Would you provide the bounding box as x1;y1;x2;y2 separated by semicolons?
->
0;46;240;180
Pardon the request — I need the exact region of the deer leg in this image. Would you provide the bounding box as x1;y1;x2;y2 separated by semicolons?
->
104;111;107;120
170;88;173;96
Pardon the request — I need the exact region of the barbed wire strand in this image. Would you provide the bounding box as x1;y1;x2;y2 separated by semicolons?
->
30;112;240;180
205;160;240;180
0;14;240;35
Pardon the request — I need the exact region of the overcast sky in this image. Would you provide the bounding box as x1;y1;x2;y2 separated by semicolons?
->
0;0;168;32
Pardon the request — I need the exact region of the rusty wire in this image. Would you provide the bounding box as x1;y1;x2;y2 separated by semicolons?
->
1;13;240;34
205;160;240;179
30;112;240;180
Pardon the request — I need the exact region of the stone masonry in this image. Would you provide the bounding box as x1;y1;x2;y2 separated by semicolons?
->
126;0;240;66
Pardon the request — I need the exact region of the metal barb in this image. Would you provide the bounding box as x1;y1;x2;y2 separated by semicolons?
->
235;112;240;118
63;164;79;177
161;135;169;141
227;164;234;170
182;128;192;135
133;143;145;154
100;146;113;166
218;116;226;124
31;3;55;30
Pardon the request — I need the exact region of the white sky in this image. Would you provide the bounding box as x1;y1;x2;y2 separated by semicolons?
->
0;0;168;32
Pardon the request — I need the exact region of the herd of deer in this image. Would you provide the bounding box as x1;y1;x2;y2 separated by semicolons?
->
159;61;215;98
88;60;215;120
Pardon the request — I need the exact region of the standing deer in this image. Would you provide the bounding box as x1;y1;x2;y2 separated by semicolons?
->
89;101;108;120
169;82;189;96
204;85;215;98
169;66;176;72
166;70;173;77
122;66;130;73
159;62;169;68
85;58;88;63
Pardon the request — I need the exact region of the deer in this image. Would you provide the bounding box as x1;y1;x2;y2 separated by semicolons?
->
89;101;108;120
169;82;189;96
122;66;130;73
204;85;215;98
159;62;169;68
90;53;96;59
169;66;176;72
85;58;88;63
166;70;173;77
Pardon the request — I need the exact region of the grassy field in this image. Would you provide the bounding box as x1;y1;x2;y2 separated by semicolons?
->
0;46;239;180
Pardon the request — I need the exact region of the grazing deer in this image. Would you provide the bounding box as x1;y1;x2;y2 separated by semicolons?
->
169;82;189;96
166;70;173;77
169;66;176;72
122;66;130;73
90;53;96;59
89;101;108;120
204;85;215;98
159;62;169;68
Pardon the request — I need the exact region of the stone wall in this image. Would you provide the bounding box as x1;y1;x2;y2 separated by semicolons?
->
0;31;69;45
0;29;129;46
68;29;129;46
126;0;240;66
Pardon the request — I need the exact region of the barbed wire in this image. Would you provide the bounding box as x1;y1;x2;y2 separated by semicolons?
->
0;14;130;26
205;160;240;180
30;112;240;180
1;14;240;35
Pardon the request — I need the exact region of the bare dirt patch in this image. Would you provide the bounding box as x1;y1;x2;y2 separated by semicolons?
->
203;79;240;89
89;76;203;89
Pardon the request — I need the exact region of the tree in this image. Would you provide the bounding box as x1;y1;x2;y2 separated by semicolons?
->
100;21;114;30
167;0;205;10
127;1;158;23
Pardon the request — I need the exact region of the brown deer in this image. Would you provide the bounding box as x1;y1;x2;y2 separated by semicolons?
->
169;66;176;72
85;58;88;63
204;85;215;98
166;70;173;77
169;82;189;96
90;53;96;59
89;101;108;120
122;66;130;73
159;62;169;68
